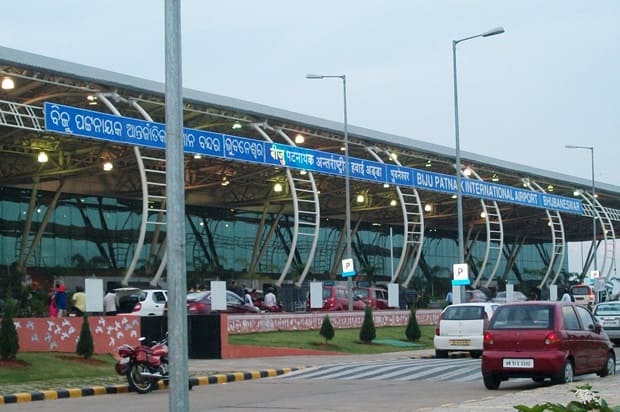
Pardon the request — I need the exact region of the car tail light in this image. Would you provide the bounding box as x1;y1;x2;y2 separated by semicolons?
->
132;302;142;313
435;313;443;335
483;331;494;346
544;332;561;346
188;302;207;313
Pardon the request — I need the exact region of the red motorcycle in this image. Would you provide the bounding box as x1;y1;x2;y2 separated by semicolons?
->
115;335;169;394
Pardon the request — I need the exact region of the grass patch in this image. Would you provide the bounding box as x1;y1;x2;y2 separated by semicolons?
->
0;353;118;385
229;325;435;354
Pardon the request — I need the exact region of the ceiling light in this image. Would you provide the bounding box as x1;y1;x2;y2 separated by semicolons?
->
300;170;307;175
389;152;398;161
383;183;389;188
390;199;397;207
103;161;113;172
425;160;432;168
37;151;48;163
294;134;305;144
232;122;242;130
451;194;457;199
491;174;499;182
424;204;433;213
356;194;365;203
340;146;346;152
1;77;15;90
547;184;554;192
194;154;202;159
463;167;472;177
372;223;381;227
273;182;283;193
480;211;487;218
221;180;230;187
573;190;580;196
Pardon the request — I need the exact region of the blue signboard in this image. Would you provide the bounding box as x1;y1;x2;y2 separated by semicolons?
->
44;102;583;215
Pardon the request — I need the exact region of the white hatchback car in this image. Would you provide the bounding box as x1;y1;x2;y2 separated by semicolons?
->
115;288;168;316
433;302;499;358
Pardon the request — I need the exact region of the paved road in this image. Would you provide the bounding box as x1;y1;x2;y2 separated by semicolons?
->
278;357;483;382
2;350;619;411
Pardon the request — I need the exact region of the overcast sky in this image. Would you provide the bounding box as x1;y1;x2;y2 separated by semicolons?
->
1;1;618;275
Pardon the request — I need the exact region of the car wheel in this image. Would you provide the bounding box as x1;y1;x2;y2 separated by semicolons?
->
597;352;616;377
435;349;448;358
552;360;574;384
470;351;482;359
483;374;501;390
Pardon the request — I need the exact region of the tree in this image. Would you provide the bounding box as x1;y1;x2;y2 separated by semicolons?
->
76;314;94;359
0;299;19;360
319;314;335;344
359;305;376;343
405;306;421;341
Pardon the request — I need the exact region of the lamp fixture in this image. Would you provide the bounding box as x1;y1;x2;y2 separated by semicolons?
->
425;160;432;168
294;134;305;144
2;76;15;90
103;161;113;172
194;154;202;159
390;199;397;207
300;170;307;175
480;211;487;218
37;151;48;163
273;182;283;193
388;152;398;161
573;189;581;197
356;194;365;204
221;180;230;187
463;167;472;177
383;183;390;188
547;184;554;192
491;174;499;182
232;122;242;130
424;204;433;213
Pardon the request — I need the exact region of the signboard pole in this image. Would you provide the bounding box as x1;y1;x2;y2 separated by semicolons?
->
165;1;189;411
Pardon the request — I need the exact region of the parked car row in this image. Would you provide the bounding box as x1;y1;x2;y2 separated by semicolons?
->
433;298;618;391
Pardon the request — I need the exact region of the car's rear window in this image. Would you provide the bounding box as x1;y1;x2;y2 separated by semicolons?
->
595;303;620;316
570;286;592;296
489;305;553;329
442;306;485;320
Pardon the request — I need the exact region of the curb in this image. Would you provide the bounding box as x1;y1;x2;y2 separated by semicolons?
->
0;367;300;405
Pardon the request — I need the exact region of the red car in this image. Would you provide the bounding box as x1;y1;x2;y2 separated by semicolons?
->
306;285;366;311
481;301;615;389
352;286;389;310
187;290;260;314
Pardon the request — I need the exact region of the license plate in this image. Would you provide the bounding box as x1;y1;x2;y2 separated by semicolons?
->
603;320;618;326
449;339;471;346
119;357;130;365
503;358;533;368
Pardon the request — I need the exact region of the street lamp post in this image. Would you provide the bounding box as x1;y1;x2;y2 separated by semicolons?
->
452;27;504;304
306;73;353;311
565;145;597;272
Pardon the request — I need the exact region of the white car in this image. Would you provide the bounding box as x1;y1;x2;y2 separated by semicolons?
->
115;288;168;316
433;302;499;358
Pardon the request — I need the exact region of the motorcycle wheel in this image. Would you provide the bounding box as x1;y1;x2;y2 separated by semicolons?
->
127;363;154;394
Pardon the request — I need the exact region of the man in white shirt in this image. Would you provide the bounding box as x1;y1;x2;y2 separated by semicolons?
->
561;290;572;302
104;289;117;315
263;288;277;308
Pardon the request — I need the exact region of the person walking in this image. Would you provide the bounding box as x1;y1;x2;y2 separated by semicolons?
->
561;289;572;302
104;288;117;315
54;284;68;317
71;285;86;316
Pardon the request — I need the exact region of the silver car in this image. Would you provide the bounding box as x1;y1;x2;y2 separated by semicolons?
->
593;301;620;342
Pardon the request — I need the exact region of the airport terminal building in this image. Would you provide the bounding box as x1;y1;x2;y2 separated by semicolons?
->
0;46;619;296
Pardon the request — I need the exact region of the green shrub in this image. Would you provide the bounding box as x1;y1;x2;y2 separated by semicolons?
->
0;299;19;360
76;314;94;359
359;305;376;343
319;314;335;344
405;306;421;341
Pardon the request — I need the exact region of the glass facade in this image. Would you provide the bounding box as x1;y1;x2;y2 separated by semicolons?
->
0;187;565;287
